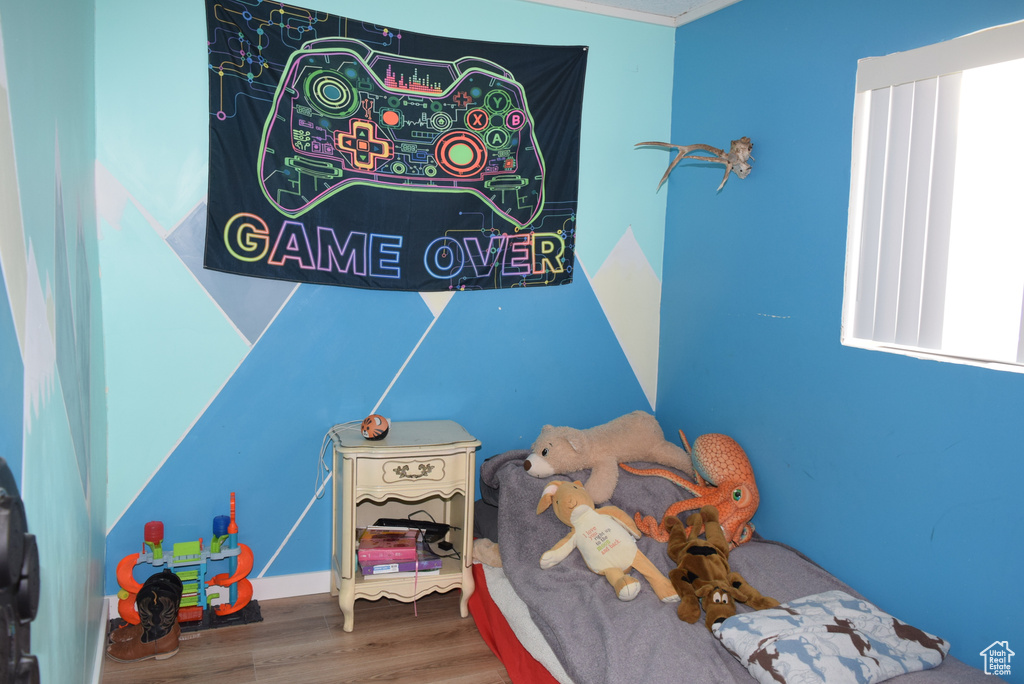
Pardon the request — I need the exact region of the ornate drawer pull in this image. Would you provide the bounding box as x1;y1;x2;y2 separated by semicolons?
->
393;463;435;479
381;458;447;484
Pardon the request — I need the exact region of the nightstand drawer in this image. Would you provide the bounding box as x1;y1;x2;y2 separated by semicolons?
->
356;451;467;490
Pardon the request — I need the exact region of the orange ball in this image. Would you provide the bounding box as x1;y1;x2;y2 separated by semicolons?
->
361;414;390;440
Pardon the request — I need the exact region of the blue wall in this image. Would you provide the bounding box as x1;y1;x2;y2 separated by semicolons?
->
10;0;1018;679
659;0;1024;675
0;0;107;681
99;0;676;597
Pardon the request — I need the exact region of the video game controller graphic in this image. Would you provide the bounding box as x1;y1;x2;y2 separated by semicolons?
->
257;37;546;228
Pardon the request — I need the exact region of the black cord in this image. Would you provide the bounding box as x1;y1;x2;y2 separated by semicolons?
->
424;539;460;561
408;510;461;560
407;509;435;522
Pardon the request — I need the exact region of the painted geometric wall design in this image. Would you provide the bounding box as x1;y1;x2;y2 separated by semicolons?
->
53;151;92;496
96;0;675;602
98;175;252;531
166;202;297;345
1;132;95;497
0;280;19;477
105;282;438;592
591;226;662;409
100;162;663;592
2;4;111;679
0;31;24;481
104;259;651;593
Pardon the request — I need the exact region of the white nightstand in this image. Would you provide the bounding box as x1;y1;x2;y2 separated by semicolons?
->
329;420;480;632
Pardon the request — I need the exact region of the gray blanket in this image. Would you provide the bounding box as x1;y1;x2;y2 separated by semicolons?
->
481;450;995;684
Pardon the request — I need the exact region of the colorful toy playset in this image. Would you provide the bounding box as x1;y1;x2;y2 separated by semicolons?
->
112;493;262;633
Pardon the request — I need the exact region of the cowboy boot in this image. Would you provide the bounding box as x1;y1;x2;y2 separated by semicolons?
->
109;571;183;644
105;623;180;663
108;622;143;644
109;621;181;646
107;570;183;662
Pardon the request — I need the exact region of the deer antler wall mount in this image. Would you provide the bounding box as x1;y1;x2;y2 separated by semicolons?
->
635;137;754;192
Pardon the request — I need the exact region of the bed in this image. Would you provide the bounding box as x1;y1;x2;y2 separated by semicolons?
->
469;449;997;684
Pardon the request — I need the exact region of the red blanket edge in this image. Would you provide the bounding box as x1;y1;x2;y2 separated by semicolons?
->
468;561;560;684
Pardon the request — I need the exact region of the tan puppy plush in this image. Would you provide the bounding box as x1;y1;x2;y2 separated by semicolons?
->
536;480;680;603
525;411;694;504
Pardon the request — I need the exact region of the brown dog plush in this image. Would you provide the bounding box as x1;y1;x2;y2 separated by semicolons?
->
537;480;680;603
666;505;778;630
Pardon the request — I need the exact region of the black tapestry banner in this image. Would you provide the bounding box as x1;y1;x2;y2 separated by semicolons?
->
204;1;587;291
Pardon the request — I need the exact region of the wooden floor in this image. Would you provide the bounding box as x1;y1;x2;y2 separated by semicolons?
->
100;590;511;684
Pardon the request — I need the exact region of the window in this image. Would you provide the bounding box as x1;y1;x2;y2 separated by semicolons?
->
842;20;1024;372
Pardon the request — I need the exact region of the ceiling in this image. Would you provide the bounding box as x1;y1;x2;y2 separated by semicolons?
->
519;0;741;26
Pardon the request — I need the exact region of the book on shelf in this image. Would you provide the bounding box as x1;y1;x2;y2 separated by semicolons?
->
359;541;443;576
357;526;420;563
360;568;442;580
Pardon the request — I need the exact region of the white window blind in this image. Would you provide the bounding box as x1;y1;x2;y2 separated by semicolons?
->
843;20;1024;372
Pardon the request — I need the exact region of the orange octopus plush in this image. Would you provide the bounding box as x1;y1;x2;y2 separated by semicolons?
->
620;430;759;546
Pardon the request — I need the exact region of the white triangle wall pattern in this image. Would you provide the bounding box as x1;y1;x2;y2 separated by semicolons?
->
590;226;662;409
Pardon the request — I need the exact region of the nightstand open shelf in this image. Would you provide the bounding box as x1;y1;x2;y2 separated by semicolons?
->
329;420;480;632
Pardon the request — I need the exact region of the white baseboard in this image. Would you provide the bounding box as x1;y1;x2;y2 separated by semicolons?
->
91;599;108;684
105;570;333;620
249;570;332;601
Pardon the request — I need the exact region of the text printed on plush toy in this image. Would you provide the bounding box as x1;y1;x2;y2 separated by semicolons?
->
583;524;621;556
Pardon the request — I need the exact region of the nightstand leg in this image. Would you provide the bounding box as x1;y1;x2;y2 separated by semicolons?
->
339;581;355;632
459;563;475;618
